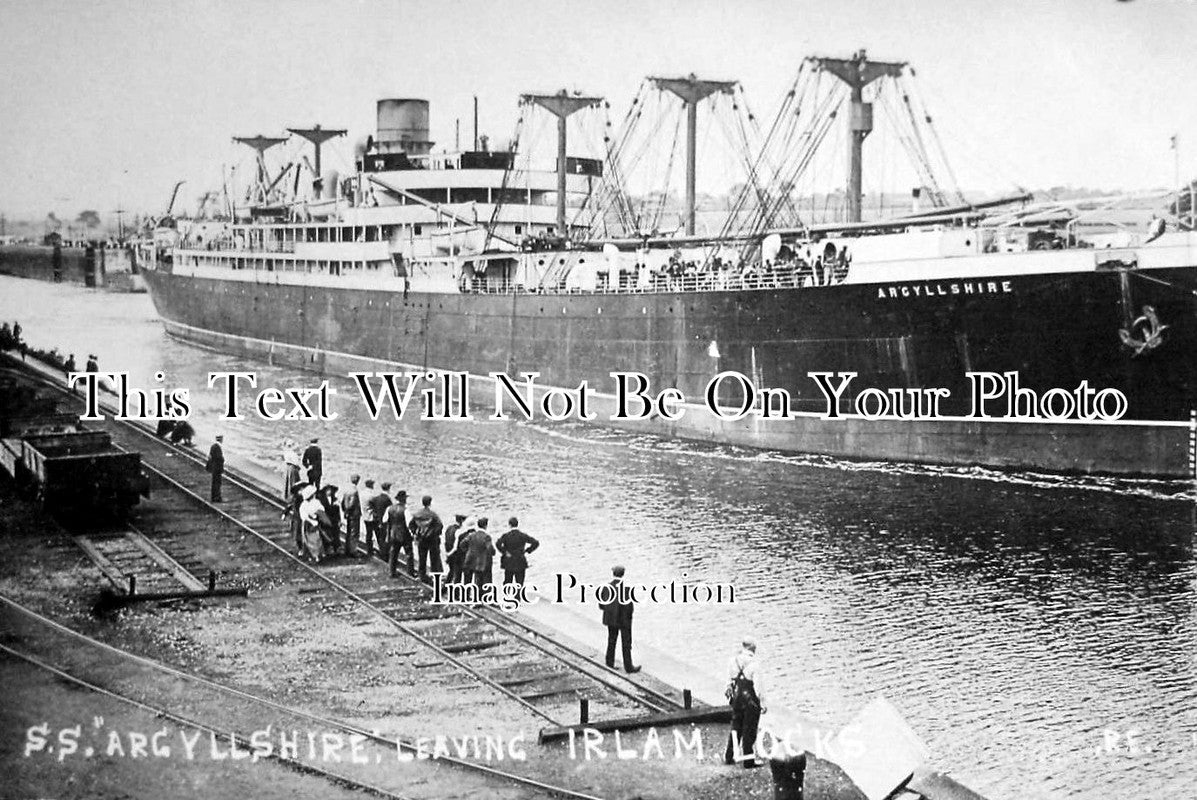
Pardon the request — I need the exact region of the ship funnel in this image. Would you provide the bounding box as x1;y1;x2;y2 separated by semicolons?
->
376;98;433;156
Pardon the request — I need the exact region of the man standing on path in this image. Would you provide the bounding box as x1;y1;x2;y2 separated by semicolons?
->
600;565;639;673
341;474;362;557
360;479;380;557
302;437;322;488
206;434;225;502
463;517;496;592
443;513;467;584
370;481;394;561
496;517;539;586
385;488;411;577
724;638;767;768
451;516;476;586
408;494;443;582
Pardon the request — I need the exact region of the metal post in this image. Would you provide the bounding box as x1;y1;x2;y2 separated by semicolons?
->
649;75;736;236
522;91;603;241
683;688;693;709
128;575;136;595
848;82;865;223
579;698;589;724
812;51;906;223
685;100;698;235
557;113;568;236
473;96;479;151
208;570;217;592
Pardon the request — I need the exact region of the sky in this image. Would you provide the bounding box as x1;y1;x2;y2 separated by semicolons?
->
2;0;1196;224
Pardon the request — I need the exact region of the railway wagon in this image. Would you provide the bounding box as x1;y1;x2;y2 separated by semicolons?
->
18;430;149;518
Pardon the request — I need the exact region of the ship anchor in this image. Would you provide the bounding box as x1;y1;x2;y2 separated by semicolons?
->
1118;305;1168;357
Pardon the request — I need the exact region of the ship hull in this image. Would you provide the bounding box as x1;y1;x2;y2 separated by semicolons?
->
140;266;1197;478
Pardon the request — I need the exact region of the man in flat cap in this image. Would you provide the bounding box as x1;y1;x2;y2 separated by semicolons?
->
600;565;639;673
724;637;768;768
385;488;411;576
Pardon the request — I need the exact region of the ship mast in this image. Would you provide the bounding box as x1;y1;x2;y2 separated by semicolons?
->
811;50;906;223
232;135;289;203
521;90;603;239
647;74;736;235
286;125;347;190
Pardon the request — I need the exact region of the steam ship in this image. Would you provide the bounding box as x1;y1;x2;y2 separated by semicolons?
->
137;53;1197;478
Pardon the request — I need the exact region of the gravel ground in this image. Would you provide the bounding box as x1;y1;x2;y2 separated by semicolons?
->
0;477;862;799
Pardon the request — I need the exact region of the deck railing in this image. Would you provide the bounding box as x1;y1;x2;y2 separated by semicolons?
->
464;264;846;295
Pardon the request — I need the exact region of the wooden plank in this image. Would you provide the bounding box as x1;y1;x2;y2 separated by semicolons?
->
74;536;128;591
440;638;505;654
123;530;205;590
538;706;733;743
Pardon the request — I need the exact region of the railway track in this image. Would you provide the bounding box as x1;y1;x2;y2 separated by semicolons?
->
0;593;605;800
7;360;690;729
73;525;209;594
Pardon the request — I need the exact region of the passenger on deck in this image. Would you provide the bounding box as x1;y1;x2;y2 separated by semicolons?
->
724;638;767;768
85;354;98;373
443;513;468;584
408;494;443;583
341;474;362;557
496;517;539;587
63;353;77;376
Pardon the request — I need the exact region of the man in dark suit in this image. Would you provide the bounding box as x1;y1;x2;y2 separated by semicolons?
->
408;494;443;582
443;513;467;584
600;565;639;673
341;474;362;557
302;438;322;488
206;435;225;502
496;517;539;586
463;517;496;592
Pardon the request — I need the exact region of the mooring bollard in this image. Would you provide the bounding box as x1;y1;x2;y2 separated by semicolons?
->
683;688;693;709
579;698;589;724
127;574;136;595
208;570;216;592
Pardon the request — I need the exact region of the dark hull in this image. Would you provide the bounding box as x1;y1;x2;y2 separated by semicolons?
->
140;266;1197;477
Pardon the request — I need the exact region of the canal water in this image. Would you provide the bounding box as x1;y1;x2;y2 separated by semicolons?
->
3;276;1194;799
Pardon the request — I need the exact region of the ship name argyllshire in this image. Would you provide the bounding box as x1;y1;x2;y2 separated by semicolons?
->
71;368;1129;424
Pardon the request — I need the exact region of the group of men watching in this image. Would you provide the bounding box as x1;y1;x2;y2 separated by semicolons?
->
280;439;540;589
